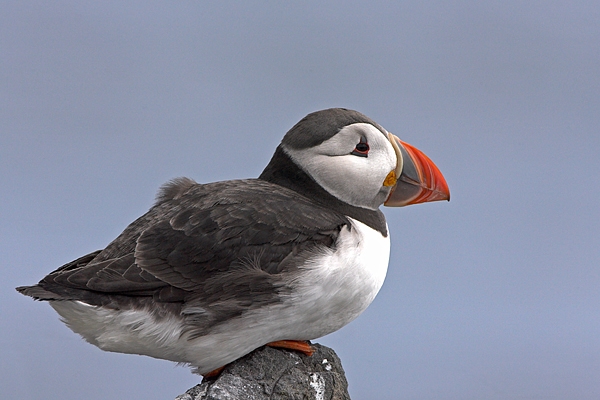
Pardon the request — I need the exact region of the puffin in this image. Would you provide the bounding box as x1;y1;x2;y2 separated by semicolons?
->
17;108;449;376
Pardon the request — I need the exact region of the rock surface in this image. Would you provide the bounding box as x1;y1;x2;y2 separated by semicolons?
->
175;343;351;400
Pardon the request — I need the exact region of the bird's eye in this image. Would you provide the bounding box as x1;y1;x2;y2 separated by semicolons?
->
351;138;369;157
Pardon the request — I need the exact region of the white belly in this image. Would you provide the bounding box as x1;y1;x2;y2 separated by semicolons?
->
50;217;390;374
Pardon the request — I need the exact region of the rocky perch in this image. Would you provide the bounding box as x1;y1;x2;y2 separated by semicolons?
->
175;343;351;400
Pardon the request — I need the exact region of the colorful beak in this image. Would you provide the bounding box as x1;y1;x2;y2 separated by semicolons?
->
384;133;450;207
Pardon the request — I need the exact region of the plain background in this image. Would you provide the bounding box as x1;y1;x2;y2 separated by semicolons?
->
2;1;599;399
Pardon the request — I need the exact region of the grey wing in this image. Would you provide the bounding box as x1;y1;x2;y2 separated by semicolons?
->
15;250;174;307
17;179;348;322
133;186;346;322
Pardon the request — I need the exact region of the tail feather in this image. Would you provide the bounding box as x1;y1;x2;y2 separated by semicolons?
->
16;285;68;301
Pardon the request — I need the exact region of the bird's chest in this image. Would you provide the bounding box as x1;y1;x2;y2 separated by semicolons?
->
288;218;390;338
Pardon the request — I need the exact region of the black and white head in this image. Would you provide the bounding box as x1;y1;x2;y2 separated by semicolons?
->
261;108;449;211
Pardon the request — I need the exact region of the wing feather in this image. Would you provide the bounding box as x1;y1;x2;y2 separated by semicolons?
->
21;179;348;317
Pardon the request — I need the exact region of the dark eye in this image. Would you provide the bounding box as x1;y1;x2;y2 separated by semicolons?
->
351;138;369;157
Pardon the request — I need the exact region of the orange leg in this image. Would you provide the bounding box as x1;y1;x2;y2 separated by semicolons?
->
266;340;314;356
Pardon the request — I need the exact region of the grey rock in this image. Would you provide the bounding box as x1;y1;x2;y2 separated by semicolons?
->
175;343;351;400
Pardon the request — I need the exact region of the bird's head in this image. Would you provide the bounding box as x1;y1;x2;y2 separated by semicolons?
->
277;108;449;210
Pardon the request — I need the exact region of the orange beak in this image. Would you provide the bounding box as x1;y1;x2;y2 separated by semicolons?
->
384;133;450;207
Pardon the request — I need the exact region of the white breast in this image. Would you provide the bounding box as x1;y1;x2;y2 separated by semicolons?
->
279;217;390;339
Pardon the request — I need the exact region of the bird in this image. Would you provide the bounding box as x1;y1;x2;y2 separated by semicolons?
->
17;108;449;376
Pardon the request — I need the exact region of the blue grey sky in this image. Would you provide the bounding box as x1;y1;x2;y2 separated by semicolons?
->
2;1;599;399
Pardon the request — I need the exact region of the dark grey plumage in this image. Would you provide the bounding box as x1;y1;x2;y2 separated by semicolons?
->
282;108;386;150
17;177;355;330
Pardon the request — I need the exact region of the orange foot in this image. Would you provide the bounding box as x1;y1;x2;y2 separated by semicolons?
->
202;340;313;378
202;365;226;379
266;340;314;356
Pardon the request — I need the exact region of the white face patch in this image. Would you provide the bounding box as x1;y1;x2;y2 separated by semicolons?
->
283;123;397;209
